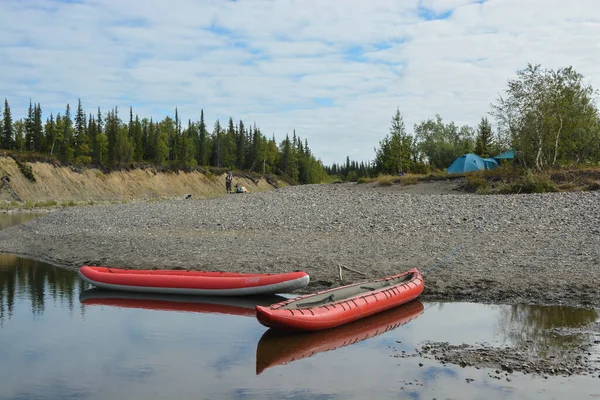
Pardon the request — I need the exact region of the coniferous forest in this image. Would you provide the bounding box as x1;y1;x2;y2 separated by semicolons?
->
0;98;329;184
3;65;599;186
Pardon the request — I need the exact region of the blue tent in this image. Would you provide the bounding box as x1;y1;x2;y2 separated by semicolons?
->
493;150;515;160
483;157;499;170
446;154;488;174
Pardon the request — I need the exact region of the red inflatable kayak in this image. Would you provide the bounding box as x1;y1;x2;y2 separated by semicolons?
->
255;268;423;331
79;266;310;296
256;299;424;374
79;288;287;317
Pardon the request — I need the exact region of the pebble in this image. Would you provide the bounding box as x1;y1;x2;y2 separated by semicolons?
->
0;184;599;309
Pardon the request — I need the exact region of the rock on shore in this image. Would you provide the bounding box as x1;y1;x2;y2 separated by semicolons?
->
0;182;599;308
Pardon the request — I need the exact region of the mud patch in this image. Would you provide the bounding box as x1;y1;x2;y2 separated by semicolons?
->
394;326;600;378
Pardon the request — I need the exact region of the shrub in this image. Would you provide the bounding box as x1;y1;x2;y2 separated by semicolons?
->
464;172;487;192
518;171;558;193
14;158;36;182
74;156;92;166
400;175;418;185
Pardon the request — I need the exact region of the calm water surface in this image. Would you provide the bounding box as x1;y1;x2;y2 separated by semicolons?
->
1;214;599;399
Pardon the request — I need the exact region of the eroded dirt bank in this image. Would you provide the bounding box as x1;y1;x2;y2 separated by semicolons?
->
0;156;276;203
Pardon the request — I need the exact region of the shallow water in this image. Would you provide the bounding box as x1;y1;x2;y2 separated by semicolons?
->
0;212;43;230
1;214;600;399
1;256;599;400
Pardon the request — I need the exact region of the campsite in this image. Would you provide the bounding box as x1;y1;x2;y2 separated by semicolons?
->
2;0;600;398
446;150;515;174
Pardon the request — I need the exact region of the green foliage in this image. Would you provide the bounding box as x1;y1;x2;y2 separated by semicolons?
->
465;173;488;192
74;155;92;165
499;171;558;194
374;108;416;175
60;103;75;163
40;200;58;207
275;131;327;184
3;99;311;183
492;64;600;170
13;157;36;182
414;115;475;169
474;117;494;157
2;98;14;150
463;166;562;194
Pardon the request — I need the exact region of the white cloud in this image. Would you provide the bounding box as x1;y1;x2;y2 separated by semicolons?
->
1;0;599;165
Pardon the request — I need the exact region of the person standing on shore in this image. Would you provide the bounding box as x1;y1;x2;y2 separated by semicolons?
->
225;171;233;193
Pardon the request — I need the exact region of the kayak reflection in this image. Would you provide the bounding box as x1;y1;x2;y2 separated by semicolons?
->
256;299;424;374
79;288;287;317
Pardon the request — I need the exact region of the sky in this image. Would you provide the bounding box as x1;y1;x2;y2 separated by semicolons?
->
1;0;599;165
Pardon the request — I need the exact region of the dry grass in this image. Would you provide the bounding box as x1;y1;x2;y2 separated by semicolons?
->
0;157;280;204
460;165;600;194
373;172;448;187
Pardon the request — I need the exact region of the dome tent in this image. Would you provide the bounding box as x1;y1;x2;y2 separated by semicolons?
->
482;157;499;170
446;153;490;174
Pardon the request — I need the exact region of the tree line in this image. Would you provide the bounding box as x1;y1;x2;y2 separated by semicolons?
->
0;99;328;184
331;63;600;180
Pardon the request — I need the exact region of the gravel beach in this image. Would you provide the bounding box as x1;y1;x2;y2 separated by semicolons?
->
0;181;598;308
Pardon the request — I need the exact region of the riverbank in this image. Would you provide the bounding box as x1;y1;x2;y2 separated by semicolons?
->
0;156;279;205
0;182;598;308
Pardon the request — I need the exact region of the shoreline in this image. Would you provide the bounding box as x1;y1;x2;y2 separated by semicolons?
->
0;182;598;308
1;182;599;379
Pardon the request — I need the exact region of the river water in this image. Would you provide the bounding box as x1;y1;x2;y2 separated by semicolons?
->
1;213;599;399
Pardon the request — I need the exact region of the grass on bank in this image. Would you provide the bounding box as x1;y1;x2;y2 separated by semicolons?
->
352;164;600;194
464;165;600;194
0;199;79;210
357;171;447;186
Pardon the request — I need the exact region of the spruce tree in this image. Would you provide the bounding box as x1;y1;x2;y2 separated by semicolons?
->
62;103;74;163
474;117;493;158
33;103;43;152
133;114;143;162
211;119;222;167
2;98;14;149
74;99;89;161
197;109;207;166
237;120;245;169
45;113;56;155
25;100;34;151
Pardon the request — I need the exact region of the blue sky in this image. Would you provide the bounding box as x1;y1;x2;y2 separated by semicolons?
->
1;0;599;165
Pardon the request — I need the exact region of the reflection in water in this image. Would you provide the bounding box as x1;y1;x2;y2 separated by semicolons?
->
79;288;288;317
0;255;83;324
0;212;43;230
256;300;424;374
497;304;598;356
0;254;599;399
